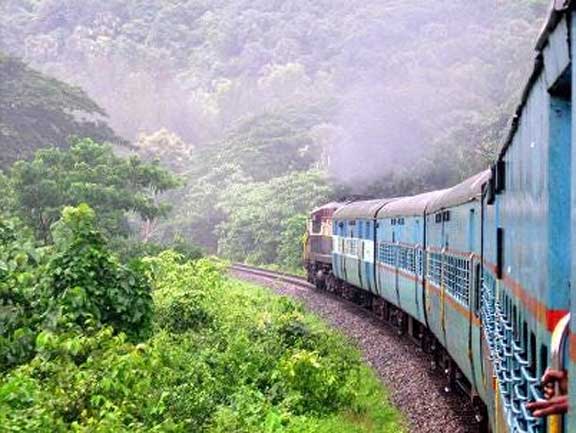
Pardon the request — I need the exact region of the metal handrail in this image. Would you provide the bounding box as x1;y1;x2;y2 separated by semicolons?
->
547;313;570;433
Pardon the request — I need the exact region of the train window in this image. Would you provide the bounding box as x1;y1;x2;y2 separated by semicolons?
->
435;213;442;223
512;305;517;339
487;166;497;205
312;217;321;233
474;263;481;314
365;222;371;239
496;228;504;279
349;220;356;226
391;218;397;226
398;217;405;225
495;160;506;193
522;321;528;355
540;344;549;377
529;332;537;375
443;254;471;304
442;210;451;222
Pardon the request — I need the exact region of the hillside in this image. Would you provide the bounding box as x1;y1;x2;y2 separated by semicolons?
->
0;0;550;265
0;53;120;169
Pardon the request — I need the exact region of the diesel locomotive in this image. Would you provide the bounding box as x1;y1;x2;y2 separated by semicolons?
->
304;2;575;432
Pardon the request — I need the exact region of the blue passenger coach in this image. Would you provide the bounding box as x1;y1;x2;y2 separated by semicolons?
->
477;2;572;432
425;171;489;391
332;199;394;297
375;190;446;328
304;2;576;432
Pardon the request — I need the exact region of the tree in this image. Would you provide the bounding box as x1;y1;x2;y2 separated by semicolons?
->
8;139;179;243
216;170;332;264
278;213;307;271
43;204;153;339
208;107;329;182
0;215;40;371
0;53;121;169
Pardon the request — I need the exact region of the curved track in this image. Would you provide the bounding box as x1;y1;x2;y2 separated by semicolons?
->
230;263;479;433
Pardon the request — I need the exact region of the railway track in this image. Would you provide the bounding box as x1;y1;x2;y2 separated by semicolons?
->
230;263;312;287
230;262;479;433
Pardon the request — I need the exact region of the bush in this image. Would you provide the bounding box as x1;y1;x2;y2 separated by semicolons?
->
42;205;153;340
144;251;222;333
0;216;42;371
111;237;203;264
1;219;404;433
1;204;155;374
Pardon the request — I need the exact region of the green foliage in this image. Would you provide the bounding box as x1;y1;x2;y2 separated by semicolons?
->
1;245;405;432
216;170;332;264
0;216;41;371
42;204;153;340
277;214;307;271
0;205;154;374
112;237;204;264
7;139;179;242
144;251;219;333
0;53;121;170
211;109;328;183
0;172;15;213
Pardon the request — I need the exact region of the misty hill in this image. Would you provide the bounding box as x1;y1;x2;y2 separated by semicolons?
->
0;0;551;264
1;0;548;184
0;53;120;169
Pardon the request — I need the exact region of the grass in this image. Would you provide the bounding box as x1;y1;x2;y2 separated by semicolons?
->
223;276;407;433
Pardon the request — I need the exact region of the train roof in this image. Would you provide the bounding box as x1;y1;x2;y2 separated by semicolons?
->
333;198;396;220
310;201;344;214
377;189;449;219
537;1;572;50
426;170;491;213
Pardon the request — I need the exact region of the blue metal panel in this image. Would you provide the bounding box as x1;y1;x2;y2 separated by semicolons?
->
568;12;576;433
428;203;477;380
481;17;572;433
543;16;570;87
332;217;376;292
548;97;571;309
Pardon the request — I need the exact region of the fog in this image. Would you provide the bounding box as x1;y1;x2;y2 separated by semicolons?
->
2;0;547;189
0;0;552;260
327;0;545;187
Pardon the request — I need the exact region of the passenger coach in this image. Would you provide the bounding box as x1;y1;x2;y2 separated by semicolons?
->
304;2;576;432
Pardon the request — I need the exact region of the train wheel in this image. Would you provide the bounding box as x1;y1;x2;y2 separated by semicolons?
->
395;310;406;336
306;265;314;284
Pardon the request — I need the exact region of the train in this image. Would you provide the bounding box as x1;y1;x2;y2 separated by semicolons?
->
303;2;575;433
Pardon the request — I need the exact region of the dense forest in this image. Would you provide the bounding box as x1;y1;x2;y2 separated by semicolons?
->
1;0;549;265
0;53;120;169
